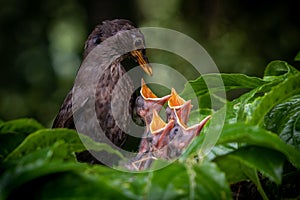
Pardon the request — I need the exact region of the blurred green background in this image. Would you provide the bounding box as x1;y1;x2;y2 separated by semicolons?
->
0;0;299;127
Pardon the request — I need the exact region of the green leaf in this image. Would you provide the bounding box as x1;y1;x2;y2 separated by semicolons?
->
5;128;124;162
0;118;44;135
1;152;133;200
224;63;300;126
214;155;270;199
264;95;300;150
181;73;267;100
0;128;131;199
2;157;232;199
147;163;190;199
190;93;227;109
248;74;300;126
0;148;88;199
216;123;300;169
184;122;300;170
27;172;132;200
264;60;300;80
0;118;44;161
2;154;132;200
213;153;248;184
82;165;152;199
147;161;231;200
191;162;232;200
89;161;231;200
4;129;85;162
214;146;284;184
225;80;281;124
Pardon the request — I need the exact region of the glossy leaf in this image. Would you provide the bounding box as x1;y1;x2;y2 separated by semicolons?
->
147;161;232;200
26;172;132;200
225;80;281;124
0;118;44;135
216;123;300;169
248;74;300;126
183;122;300;170
214;146;284;184
1;152;132;200
5;128;123;162
97;161;231;200
181;73;267;100
1;150;232;200
0;118;44;161
264;95;300;150
263;60;300;80
0;148;87;199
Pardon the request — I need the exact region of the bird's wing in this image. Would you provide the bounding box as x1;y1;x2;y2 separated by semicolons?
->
52;90;75;128
52;86;95;131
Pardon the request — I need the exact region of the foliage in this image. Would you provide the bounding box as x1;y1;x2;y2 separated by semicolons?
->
1;61;300;199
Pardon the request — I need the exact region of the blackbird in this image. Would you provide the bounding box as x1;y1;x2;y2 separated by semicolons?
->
52;19;152;162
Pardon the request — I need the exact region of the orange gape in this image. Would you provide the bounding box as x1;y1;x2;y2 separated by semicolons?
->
141;79;158;99
168;88;186;108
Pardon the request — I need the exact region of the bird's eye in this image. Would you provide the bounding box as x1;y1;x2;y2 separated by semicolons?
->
134;38;143;48
93;36;101;45
169;127;179;140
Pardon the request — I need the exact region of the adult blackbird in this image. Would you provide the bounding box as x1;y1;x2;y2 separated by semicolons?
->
52;19;152;157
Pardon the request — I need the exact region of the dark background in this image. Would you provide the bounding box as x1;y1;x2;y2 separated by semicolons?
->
0;0;299;126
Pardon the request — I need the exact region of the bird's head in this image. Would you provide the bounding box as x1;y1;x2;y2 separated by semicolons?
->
83;19;152;75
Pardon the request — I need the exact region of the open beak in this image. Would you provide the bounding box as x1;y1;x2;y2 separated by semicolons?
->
167;88;192;125
150;110;175;149
131;50;153;76
150;110;167;134
139;78;171;126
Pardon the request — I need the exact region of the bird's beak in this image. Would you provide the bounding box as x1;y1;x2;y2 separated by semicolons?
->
139;79;171;126
140;78;158;99
168;88;186;109
131;50;153;76
150;110;167;134
150;110;175;149
167;88;192;125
